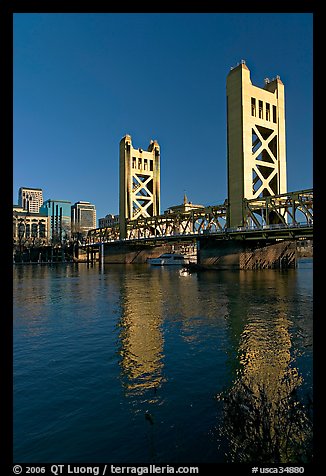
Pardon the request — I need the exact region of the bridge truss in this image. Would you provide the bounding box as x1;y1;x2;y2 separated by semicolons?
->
86;189;313;245
243;189;313;227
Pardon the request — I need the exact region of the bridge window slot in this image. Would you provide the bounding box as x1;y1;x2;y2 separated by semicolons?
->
150;160;153;171
144;159;148;170
259;100;263;119
132;157;136;169
251;97;256;116
273;105;277;123
266;103;270;121
138;158;142;169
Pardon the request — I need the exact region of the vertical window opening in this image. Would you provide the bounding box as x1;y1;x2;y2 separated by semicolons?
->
266;103;270;121
273;105;277;123
259;100;263;119
251;97;256;116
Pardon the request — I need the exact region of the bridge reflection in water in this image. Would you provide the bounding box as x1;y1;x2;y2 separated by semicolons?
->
216;269;313;463
117;270;165;397
114;264;312;463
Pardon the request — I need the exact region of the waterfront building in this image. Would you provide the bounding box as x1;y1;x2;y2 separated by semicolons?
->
13;205;50;246
119;134;160;239
226;60;287;228
164;193;205;214
98;213;119;228
163;194;205;235
40;199;72;242
18;187;43;213
71;201;96;237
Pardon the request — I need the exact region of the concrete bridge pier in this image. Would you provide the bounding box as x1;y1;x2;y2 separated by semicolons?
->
95;237;297;269
101;240;196;264
197;237;297;270
86;246;99;265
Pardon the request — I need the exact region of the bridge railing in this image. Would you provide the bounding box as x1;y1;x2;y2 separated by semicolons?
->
86;189;313;245
126;205;228;240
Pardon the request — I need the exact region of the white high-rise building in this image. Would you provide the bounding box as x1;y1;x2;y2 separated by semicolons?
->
71;201;96;236
18;187;43;213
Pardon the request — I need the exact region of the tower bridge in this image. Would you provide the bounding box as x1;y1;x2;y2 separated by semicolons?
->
83;61;313;269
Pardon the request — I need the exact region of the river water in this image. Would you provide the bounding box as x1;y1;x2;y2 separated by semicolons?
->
13;259;313;464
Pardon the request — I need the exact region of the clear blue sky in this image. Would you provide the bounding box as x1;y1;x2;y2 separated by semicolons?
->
13;13;313;221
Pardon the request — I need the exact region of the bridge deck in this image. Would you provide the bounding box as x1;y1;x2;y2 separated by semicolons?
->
85;189;313;247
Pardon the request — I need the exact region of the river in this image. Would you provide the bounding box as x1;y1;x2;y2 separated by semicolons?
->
13;259;313;464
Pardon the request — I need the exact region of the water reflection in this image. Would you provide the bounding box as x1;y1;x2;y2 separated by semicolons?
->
117;269;165;396
218;270;313;463
13;262;313;463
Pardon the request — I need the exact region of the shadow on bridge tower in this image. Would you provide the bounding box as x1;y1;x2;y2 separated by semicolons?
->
226;60;287;228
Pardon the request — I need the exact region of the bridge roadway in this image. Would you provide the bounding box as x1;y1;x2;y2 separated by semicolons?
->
82;221;312;269
83;188;313;268
85;188;313;248
85;222;313;248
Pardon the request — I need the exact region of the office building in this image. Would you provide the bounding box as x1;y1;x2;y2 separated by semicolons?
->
13;205;50;245
98;214;119;228
71;201;96;236
40;199;72;242
18;187;43;213
164;193;205;214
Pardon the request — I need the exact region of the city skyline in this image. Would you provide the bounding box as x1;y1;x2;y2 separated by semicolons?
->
13;13;313;221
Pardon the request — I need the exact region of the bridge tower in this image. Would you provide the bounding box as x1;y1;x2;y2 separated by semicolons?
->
119;134;160;239
226;61;287;227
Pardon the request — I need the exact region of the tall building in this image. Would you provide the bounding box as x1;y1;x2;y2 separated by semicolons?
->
40;199;72;242
119;134;160;239
71;201;96;236
18;187;43;213
226;60;287;227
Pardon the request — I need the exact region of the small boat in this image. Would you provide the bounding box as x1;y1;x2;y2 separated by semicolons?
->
149;253;189;266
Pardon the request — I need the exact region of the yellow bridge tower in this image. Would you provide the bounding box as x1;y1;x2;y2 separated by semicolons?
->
226;61;287;227
119;134;160;239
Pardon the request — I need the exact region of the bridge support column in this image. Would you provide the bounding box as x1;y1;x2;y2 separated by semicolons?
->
100;242;104;267
86;246;95;265
100;241;196;264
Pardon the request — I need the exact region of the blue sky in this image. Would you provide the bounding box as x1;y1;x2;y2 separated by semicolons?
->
13;13;313;222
